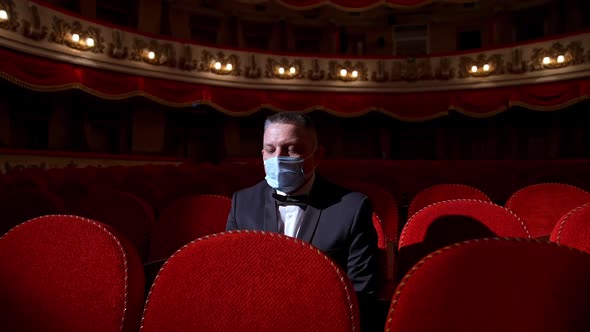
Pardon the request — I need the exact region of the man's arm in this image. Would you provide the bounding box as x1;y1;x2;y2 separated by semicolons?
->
347;196;378;296
226;191;239;231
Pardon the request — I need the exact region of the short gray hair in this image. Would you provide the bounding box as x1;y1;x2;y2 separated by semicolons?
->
264;112;317;146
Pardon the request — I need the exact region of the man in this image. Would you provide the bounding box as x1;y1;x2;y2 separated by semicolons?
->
226;112;378;329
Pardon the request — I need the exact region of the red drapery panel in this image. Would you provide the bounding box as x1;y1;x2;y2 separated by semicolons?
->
1;48;589;120
277;0;468;10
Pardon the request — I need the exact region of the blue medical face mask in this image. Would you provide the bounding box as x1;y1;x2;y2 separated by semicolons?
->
264;152;314;193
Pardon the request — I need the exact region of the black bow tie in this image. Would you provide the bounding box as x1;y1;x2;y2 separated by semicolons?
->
272;193;309;208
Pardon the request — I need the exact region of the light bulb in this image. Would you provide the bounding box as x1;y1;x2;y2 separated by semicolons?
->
352;70;358;78
542;57;551;65
71;33;80;42
147;51;155;59
0;10;8;20
557;55;565;63
226;63;233;71
483;64;490;71
289;67;296;74
471;65;478;73
214;62;222;70
278;67;285;74
340;69;347;76
86;37;94;47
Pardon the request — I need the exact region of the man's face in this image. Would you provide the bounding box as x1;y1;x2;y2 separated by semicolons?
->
262;123;318;173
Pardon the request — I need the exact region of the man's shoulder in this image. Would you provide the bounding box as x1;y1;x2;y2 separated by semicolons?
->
233;179;269;197
314;175;369;204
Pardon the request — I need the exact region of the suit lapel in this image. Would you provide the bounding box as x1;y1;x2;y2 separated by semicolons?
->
263;185;279;233
297;175;325;243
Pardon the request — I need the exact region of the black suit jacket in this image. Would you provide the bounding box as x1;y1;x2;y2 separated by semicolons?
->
226;175;378;296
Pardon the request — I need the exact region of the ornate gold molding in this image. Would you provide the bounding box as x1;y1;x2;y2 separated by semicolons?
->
530;42;585;71
391;58;433;82
130;39;176;67
328;61;368;81
459;54;504;78
0;0;19;32
21;6;47;41
265;58;304;79
198;51;241;76
50;17;104;53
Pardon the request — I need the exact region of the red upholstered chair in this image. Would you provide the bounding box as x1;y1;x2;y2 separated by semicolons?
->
408;184;491;219
148;194;232;262
0;189;65;235
140;231;359;332
67;190;156;260
398;199;530;276
0;215;145;332
505;183;590;238
550;202;590;254
386;238;590;332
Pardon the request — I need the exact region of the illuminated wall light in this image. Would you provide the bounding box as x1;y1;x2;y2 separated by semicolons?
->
351;70;358;78
278;67;285;75
71;33;80;42
542;57;551;65
225;63;233;71
483;64;490;72
289;67;296;74
147;51;156;60
214;61;222;70
557;55;565;63
340;69;347;77
470;65;478;73
86;37;95;47
0;10;8;21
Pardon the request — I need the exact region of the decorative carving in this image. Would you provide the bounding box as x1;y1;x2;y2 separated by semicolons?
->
459;53;504;78
130;38;176;67
507;48;527;74
265;58;304;79
245;55;261;79
21;5;47;40
530;42;584;71
371;60;389;82
198;50;240;76
307;59;325;81
49;17;104;53
435;57;455;80
328;61;368;81
108;30;128;59
390;58;433;82
178;45;197;71
0;0;19;32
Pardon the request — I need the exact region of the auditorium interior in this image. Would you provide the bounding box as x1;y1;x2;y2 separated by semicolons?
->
2;0;590;331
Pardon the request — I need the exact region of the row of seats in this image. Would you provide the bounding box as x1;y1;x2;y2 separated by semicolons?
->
2;215;590;331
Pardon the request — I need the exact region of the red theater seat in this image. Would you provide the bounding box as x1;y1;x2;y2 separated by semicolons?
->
0;189;64;235
148;194;232;262
505;183;590;238
0;215;145;332
386;238;590;332
67;190;156;260
141;231;360;332
408;184;491;219
398;199;530;275
550;202;590;254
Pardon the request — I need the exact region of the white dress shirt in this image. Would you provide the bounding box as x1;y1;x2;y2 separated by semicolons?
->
275;173;315;238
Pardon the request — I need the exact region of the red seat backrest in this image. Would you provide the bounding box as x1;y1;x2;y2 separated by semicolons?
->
0;215;145;332
550;202;590;254
67;190;155;260
408;184;491;219
398;199;530;275
0;189;64;235
141;231;360;332
386;238;590;332
506;183;590;238
149;194;232;262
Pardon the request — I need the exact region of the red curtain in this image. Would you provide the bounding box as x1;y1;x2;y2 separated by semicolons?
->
1;48;589;121
277;0;467;10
